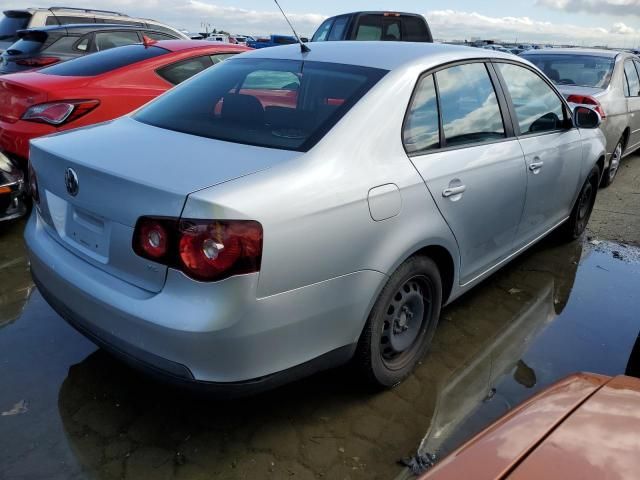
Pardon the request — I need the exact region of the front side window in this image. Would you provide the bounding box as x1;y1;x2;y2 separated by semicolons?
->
135;59;387;152
626;60;640;97
403;74;439;154
145;32;174;41
436;63;505;146
497;63;566;134
94;31;140;51
311;18;333;42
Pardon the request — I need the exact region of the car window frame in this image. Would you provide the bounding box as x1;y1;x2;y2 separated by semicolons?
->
491;59;574;138
623;58;640;97
401;58;515;158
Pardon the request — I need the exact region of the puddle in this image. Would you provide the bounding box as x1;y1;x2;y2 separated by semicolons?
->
1;221;639;480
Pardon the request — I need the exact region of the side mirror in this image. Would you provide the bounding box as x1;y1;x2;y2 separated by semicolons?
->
573;106;601;129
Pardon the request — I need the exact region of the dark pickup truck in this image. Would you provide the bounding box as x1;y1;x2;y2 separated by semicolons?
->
311;11;433;43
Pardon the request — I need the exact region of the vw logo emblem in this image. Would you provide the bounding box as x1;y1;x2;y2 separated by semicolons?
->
65;168;79;197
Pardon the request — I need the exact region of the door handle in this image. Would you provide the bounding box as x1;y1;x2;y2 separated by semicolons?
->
442;185;467;197
529;161;544;173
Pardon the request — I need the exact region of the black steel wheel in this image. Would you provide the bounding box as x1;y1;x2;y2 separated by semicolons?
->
354;256;442;388
557;164;600;242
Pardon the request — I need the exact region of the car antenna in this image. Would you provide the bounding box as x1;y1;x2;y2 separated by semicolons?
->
47;8;62;26
272;0;310;53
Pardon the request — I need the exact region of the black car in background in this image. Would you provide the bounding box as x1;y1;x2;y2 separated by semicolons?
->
0;23;182;74
311;11;433;43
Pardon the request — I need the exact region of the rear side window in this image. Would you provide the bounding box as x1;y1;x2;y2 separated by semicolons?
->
41;44;168;76
157;55;214;85
312;18;334;42
436;63;505;146
497;63;566;134
403;74;439;154
44;36;82;54
45;16;92;25
145;32;174;41
94;31;140;51
624;60;640;97
328;16;349;41
0;13;31;41
135;59;387;152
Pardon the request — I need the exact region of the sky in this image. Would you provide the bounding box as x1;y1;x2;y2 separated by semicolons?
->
6;0;640;46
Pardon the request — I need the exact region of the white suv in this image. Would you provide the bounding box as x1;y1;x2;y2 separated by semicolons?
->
0;7;187;52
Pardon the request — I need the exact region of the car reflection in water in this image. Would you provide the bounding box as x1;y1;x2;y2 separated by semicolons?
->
0;221;33;329
52;239;594;479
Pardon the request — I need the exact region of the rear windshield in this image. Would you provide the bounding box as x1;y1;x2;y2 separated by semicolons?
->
40;44;168;76
522;54;615;88
135;58;387;152
4;38;43;55
0;13;31;41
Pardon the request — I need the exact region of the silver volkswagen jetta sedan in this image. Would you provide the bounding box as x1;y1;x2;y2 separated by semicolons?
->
523;48;640;186
25;42;605;394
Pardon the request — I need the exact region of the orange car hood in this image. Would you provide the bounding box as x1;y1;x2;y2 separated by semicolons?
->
509;375;640;480
420;373;640;480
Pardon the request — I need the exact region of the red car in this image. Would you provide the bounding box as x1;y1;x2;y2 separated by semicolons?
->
0;40;250;164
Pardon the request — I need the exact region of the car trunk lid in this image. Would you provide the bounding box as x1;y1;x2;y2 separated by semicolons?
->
30;116;298;292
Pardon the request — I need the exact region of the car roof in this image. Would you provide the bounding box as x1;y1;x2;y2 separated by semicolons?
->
522;48;621;58
152;40;250;53
327;11;426;18
18;24;156;34
238;41;518;72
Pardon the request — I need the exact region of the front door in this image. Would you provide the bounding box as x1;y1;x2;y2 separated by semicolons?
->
495;62;583;246
403;62;527;285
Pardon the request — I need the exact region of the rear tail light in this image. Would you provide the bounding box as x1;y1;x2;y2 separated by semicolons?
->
566;94;606;119
28;161;39;204
15;57;60;67
22;100;100;126
133;217;263;282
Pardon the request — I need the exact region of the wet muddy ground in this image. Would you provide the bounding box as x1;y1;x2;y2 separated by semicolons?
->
1;155;639;480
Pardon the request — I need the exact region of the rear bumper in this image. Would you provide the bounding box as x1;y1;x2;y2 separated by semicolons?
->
25;211;382;390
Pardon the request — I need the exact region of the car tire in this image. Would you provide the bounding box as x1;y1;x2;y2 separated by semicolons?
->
354;256;442;388
601;139;623;188
557;165;600;242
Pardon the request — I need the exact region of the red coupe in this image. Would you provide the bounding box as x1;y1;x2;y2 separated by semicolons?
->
0;40;250;164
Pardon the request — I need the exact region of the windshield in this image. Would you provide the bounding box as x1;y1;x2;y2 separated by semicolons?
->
522;54;615;88
0;13;31;41
135;58;387;152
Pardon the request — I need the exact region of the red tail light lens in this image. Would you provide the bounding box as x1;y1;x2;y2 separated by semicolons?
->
22;100;100;126
16;56;60;67
566;94;606;119
135;218;170;260
133;217;263;282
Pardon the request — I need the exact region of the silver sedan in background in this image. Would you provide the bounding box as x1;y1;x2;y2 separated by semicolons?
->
25;42;605;395
523;48;640;186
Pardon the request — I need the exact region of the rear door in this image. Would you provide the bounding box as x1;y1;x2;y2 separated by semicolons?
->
404;61;527;285
494;62;582;247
